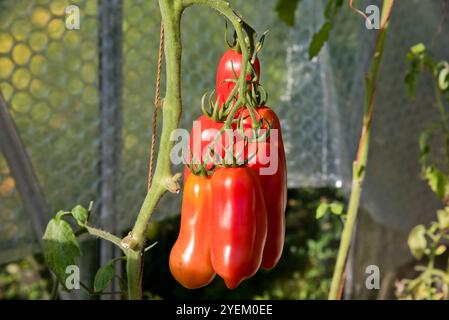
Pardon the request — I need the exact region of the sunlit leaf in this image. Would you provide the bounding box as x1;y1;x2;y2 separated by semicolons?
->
72;205;88;226
410;43;426;55
408;224;427;260
437;208;449;230
438;66;449;91
329;202;344;215
435;245;446;256
316;202;329;219
425;166;446;199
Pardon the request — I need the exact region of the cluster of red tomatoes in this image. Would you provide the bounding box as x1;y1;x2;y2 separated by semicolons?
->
169;48;287;289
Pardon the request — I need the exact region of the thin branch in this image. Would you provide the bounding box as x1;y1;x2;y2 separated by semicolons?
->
84;225;125;252
328;0;394;300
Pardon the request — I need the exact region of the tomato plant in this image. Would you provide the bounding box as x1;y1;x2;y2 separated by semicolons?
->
42;0;285;299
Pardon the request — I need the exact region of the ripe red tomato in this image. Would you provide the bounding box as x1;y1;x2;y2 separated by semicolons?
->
210;167;267;289
240;106;287;269
169;172;215;289
216;49;261;104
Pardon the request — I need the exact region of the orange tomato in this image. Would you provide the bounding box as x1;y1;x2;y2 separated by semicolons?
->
169;171;215;288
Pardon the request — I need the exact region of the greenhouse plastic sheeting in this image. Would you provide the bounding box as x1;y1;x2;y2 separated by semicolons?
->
333;0;449;231
0;0;448;262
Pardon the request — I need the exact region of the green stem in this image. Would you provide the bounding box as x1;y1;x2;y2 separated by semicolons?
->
123;0;183;300
126;249;142;300
84;225;125;251
128;0;184;249
328;0;394;300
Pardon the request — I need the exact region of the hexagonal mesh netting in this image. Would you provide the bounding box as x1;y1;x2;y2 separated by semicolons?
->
1;0;448;264
0;0;99;261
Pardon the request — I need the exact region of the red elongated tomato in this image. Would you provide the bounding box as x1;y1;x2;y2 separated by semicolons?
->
241;106;287;269
169;172;215;289
216;49;261;104
210;167;267;289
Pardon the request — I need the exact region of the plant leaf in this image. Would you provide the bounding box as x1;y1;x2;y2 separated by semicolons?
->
329;202;344;215
408;224;427;260
411;43;426;55
438;66;449;91
425;166;446;199
404;43;428;100
316;202;329;219
275;0;301;27
435;245;446;256
43;218;81;286
437;208;449;230
72;205;88;226
94;262;115;293
308;22;333;59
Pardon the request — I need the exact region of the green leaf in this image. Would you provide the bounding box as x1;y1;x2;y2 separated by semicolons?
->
437;208;449;230
307;0;343;59
72;205;88;226
429;221;439;234
404;43;430;100
435;245;446;256
425;166;447;199
275;0;301;27
43;218;81;286
411;43;426;55
329;202;344;215
438;67;449;91
408;225;427;260
324;0;343;19
308;22;333;59
94;261;115;293
316;202;329;219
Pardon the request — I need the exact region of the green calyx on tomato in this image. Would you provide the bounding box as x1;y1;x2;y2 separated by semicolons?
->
215;49;261;106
